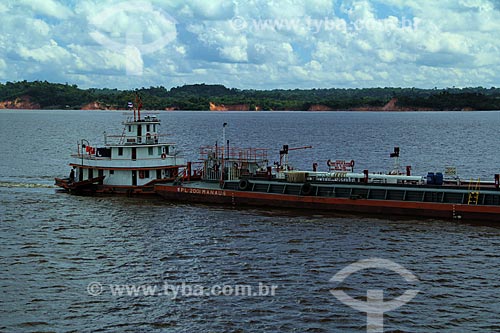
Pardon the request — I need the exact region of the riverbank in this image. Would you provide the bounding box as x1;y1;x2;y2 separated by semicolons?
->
1;81;499;111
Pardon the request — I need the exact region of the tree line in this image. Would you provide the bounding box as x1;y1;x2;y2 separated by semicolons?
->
1;80;500;111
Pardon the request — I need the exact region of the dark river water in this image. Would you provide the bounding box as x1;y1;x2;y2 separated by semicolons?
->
0;110;499;332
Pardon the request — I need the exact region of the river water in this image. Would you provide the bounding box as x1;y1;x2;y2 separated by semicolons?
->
0;110;499;332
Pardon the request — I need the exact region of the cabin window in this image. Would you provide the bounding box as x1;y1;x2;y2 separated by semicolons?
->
128;125;131;132
156;169;161;179
118;147;123;156
146;124;150;132
145;170;150;178
110;170;114;175
153;124;156;132
157;147;162;155
98;169;104;177
148;147;153;155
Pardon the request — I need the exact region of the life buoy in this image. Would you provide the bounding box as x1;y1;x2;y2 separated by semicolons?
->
238;179;250;191
161;153;166;159
301;182;313;196
350;160;355;168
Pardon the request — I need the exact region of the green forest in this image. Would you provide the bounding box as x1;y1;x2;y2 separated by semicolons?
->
1;80;500;111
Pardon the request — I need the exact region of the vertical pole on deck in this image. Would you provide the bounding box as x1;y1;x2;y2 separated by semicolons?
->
221;123;227;185
137;96;142;121
133;96;137;121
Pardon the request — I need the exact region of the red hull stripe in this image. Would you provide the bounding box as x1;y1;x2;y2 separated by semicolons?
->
155;185;500;222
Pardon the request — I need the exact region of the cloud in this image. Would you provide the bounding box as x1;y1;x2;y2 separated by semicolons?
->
0;0;499;89
18;39;71;63
0;58;6;78
17;0;72;19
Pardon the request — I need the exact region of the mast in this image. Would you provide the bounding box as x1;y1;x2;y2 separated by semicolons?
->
137;95;143;121
220;123;227;185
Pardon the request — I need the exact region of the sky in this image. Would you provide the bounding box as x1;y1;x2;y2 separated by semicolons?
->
1;0;499;90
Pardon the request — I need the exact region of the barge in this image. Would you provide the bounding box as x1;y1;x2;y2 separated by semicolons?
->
154;144;500;223
56;114;500;223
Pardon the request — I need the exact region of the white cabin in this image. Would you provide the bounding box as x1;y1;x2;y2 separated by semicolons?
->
69;114;185;189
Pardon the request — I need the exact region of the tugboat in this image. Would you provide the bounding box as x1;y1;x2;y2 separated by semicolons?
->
55;101;188;195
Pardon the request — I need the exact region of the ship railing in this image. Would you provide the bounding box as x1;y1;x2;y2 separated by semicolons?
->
203;168;222;181
104;133;171;145
202;154;270;181
71;154;181;162
199;146;269;163
122;115;160;123
72;154;111;160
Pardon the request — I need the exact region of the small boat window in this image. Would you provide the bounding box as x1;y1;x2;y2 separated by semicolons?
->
118;147;123;156
148;147;153;155
157;146;162;155
128;125;131;132
110;170;114;175
145;170;150;178
146;124;150;132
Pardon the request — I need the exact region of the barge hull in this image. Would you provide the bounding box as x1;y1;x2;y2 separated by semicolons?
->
155;184;500;223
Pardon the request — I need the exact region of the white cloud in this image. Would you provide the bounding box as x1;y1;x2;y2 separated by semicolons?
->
184;0;235;20
17;0;72;19
0;0;499;89
0;3;8;13
219;45;248;62
0;58;6;78
18;40;71;63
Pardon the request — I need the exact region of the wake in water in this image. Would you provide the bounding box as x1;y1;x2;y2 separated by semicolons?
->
0;181;54;189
